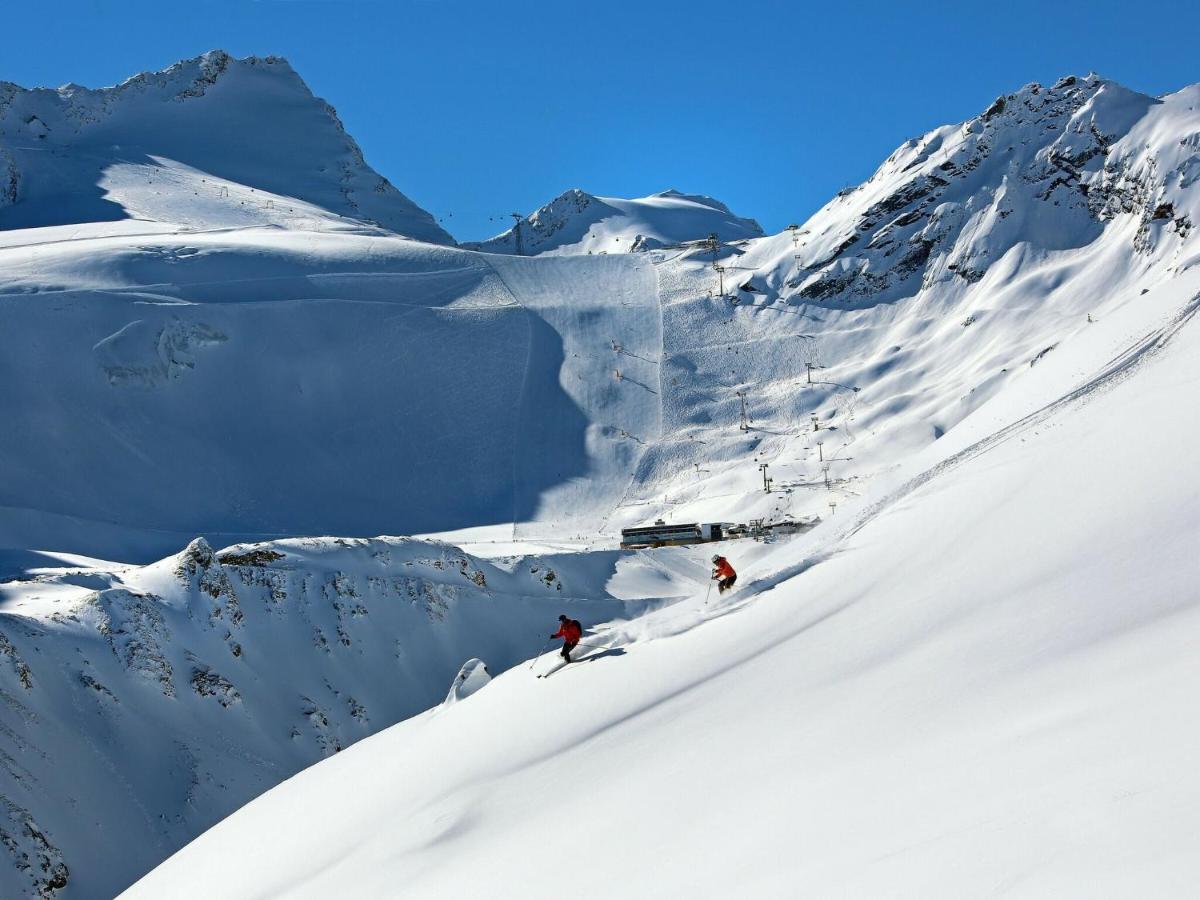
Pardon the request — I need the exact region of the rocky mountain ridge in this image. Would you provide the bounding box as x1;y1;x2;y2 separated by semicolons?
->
739;74;1196;310
0;536;630;898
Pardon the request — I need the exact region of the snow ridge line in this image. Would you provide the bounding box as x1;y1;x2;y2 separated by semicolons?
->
0;267;497;302
0;225;283;254
842;290;1200;543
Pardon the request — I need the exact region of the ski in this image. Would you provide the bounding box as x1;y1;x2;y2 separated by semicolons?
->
537;660;571;678
537;654;604;678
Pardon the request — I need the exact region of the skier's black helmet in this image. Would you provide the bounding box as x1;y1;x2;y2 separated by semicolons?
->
558;614;568;622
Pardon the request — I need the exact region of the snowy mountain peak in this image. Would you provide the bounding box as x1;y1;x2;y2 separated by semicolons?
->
749;73;1192;310
651;187;738;213
0;52;452;242
467;186;763;255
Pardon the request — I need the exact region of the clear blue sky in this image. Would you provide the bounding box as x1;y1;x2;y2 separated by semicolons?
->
7;0;1196;241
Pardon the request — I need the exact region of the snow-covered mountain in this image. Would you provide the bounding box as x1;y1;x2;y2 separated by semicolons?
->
591;74;1200;543
5;69;1193;564
1;61;1198;898
465;187;763;255
727;74;1194;309
0;51;452;243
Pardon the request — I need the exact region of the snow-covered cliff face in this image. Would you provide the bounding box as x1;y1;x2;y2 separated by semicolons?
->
0;51;452;243
467;188;763;255
0;536;634;898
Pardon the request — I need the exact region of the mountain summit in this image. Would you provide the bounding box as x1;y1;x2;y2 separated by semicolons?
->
0;51;453;243
740;73;1192;310
466;187;764;255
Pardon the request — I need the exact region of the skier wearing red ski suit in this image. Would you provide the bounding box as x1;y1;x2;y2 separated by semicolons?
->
551;615;583;661
712;555;737;594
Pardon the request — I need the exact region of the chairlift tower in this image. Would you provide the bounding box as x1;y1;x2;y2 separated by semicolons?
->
736;390;750;431
510;213;524;256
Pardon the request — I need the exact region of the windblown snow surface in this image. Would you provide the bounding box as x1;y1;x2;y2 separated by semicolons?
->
0;62;1197;897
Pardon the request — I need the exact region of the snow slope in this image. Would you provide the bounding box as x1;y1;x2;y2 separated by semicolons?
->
127;265;1200;899
0;51;452;243
0;532;666;899
466;188;763;255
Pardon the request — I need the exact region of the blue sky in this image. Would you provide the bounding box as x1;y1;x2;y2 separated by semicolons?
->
7;0;1196;241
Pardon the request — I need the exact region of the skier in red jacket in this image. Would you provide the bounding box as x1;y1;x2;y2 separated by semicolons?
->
712;554;737;594
550;614;583;661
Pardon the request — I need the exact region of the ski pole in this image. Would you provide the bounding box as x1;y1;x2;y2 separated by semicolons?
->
528;636;553;669
704;579;714;605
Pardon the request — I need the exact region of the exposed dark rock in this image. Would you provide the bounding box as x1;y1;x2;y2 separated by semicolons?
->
217;548;285;567
191;667;241;707
896;239;934;276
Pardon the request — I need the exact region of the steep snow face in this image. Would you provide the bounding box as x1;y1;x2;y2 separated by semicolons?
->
466;188;763;255
124;266;1200;900
0;51;452;243
0;231;661;560
0;534;643;899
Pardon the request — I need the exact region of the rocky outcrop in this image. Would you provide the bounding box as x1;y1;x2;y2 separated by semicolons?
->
781;74;1193;310
0;799;68;899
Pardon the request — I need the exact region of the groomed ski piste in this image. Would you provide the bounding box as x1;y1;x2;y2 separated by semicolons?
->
0;53;1198;897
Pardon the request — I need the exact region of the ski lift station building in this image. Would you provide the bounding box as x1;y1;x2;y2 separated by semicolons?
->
620;519;725;550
